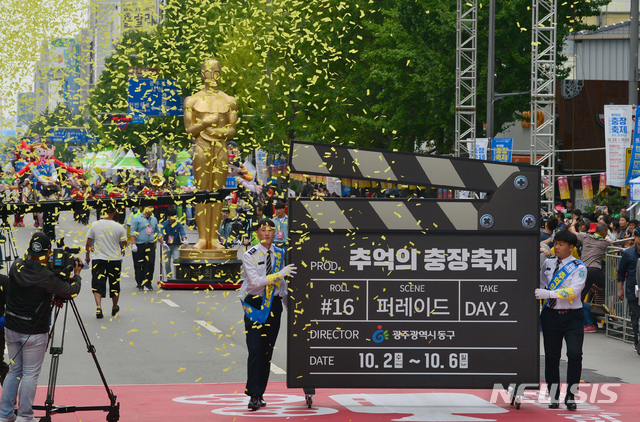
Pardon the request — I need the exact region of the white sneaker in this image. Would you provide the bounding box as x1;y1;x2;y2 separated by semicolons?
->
15;417;37;422
0;414;16;422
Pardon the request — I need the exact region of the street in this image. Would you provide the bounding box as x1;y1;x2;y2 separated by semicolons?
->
2;210;287;387
1;211;639;422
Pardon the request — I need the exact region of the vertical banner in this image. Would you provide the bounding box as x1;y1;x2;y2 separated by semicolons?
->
623;147;632;196
255;149;268;185
598;173;607;193
626;108;640;185
630;177;640;201
542;175;552;199
327;177;342;196
582;175;594;200
604;105;632;187
465;139;476;158
557;176;570;200
475;138;488;160
491;138;513;163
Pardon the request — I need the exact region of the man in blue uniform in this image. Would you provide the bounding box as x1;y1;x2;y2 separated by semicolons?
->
616;226;640;354
240;219;296;411
535;229;587;411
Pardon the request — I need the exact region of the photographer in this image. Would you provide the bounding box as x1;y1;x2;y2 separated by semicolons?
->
0;274;9;385
0;232;81;422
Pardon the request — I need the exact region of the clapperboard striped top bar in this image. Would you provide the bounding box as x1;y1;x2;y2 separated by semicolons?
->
289;141;541;233
290;141;538;193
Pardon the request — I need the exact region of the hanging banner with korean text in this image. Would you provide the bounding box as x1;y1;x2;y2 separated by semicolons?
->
598;173;607;193
558;176;570;200
582;175;594;199
630;176;640;201
625;107;640;185
491;138;513;163
475;138;488;160
287;141;541;390
604;105;633;187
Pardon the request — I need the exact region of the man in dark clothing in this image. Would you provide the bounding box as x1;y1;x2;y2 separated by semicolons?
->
569;221;611;293
541;217;558;244
0;274;9;385
0;232;82;422
617;227;640;355
569;221;611;332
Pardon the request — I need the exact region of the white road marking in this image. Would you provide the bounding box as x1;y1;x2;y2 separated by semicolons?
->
271;363;286;375
161;299;180;308
195;320;222;333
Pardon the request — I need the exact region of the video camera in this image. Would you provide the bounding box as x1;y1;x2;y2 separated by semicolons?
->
51;247;83;281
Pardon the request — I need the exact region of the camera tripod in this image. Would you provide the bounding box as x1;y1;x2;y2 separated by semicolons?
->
33;298;119;422
0;215;19;275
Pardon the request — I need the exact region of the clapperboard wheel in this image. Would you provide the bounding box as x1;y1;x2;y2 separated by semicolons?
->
303;387;315;408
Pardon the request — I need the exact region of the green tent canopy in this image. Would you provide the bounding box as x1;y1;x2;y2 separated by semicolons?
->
111;150;146;171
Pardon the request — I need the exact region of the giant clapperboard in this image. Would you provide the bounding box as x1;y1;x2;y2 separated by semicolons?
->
286;141;540;390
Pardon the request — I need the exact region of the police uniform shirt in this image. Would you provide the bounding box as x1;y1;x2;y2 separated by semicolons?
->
540;255;587;310
241;243;288;299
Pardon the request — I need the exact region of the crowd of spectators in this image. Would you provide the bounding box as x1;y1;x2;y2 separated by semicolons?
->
540;200;634;333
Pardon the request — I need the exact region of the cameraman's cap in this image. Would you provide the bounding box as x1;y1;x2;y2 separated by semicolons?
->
28;232;51;256
588;223;597;233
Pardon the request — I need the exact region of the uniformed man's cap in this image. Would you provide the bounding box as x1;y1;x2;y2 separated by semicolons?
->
257;218;275;229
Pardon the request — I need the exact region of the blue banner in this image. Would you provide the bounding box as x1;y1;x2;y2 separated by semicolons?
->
48;129;98;144
475;138;488;160
128;78;183;117
626;108;640;185
225;176;238;189
491;138;513;163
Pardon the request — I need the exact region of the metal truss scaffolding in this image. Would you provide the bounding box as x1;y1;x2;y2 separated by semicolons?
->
530;0;557;212
454;0;478;159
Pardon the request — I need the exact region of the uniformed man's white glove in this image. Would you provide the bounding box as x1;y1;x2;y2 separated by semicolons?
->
131;244;138;253
162;243;170;252
82;260;91;269
279;264;297;279
535;289;556;300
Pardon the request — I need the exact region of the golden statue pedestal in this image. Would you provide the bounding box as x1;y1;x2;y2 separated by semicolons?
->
160;246;242;290
179;246;238;261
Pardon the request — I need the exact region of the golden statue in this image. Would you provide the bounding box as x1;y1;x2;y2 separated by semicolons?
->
184;59;238;250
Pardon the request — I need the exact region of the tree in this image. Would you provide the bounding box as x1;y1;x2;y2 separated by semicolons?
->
88;0;608;159
304;0;609;153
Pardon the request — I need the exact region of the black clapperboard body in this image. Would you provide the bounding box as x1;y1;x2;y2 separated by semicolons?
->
286;141;541;389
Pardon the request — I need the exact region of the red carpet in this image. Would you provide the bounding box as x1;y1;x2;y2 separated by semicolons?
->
28;382;637;421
